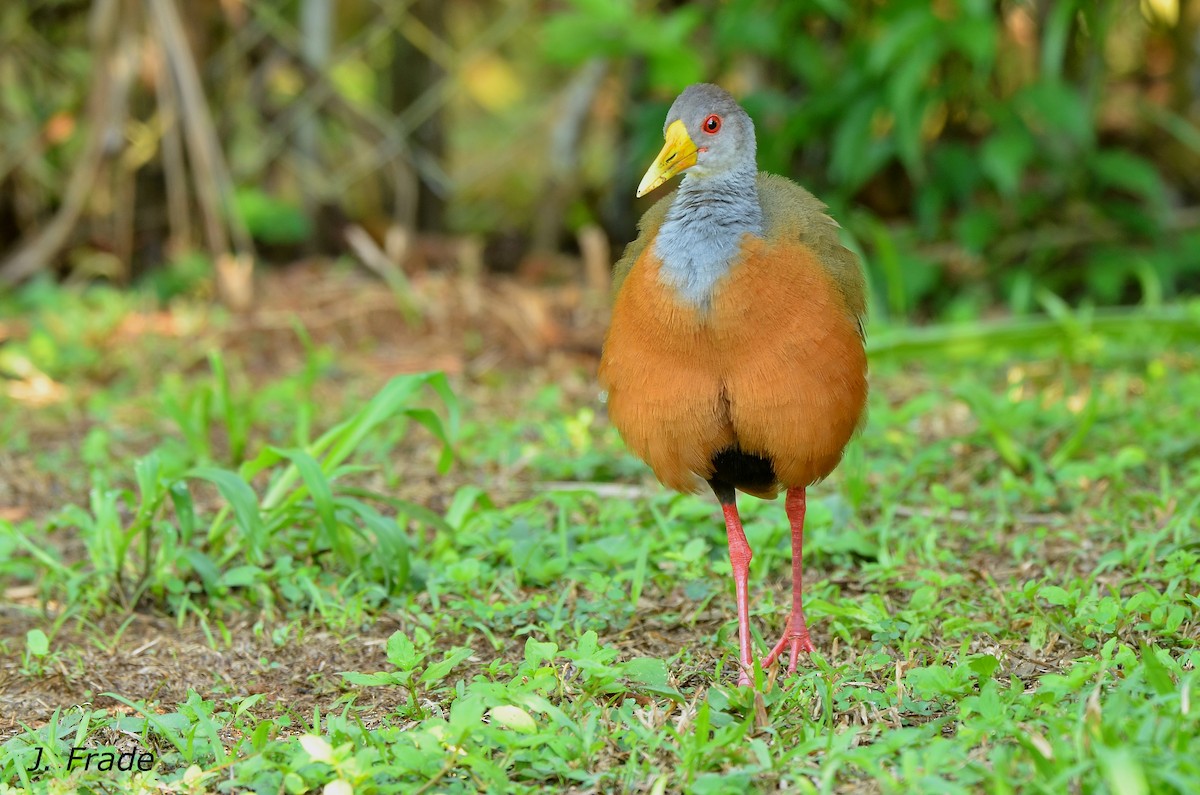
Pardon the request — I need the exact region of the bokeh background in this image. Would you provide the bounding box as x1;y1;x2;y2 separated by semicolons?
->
3;0;1198;322
4;4;1200;791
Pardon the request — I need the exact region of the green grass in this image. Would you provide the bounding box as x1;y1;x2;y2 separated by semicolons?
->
1;282;1199;793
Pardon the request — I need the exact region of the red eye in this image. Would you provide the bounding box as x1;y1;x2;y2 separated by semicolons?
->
703;114;721;134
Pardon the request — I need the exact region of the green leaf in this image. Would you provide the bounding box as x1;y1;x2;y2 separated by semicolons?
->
386;631;421;671
401;408;454;475
886;47;939;178
168;481;196;546
445;486;493;530
182;549;221;593
830;96;893;192
949;14;996;67
523;638;558;668
1091;149;1166;204
26;629;49;657
132;453;164;525
239;446;285;482
233;693;265;717
1049;392;1100;469
267;447;347;561
646;46;705;92
981;127;1034;197
220;565;266;588
339;671;399;687
620;657;681;699
1040;0;1077;80
186;467;266;561
298;734;335;765
1017;81;1093;148
488;705;537;734
422;371;461;438
1040;585;1073;606
621;657;670;688
1139;644;1175;696
321;374;447;473
1097;746;1150;795
337;497;410;591
233;188;312;245
906;664;964;698
967;654;999;682
868;7;936;71
955;207;1001;252
419;647;473;685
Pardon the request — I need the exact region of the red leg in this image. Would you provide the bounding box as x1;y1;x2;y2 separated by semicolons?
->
719;501;755;687
762;487;815;673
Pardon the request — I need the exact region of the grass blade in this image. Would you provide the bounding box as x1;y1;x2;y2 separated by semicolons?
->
186;467;265;562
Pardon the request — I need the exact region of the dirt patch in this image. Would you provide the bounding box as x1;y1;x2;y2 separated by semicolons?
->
0;609;416;742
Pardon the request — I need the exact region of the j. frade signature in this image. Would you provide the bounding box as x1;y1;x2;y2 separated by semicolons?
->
21;746;156;775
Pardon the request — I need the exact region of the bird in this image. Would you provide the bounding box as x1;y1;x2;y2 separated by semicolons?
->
599;83;868;687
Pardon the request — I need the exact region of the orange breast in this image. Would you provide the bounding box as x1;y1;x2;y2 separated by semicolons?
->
599;235;867;495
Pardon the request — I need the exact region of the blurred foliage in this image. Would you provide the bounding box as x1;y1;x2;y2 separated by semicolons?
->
232;189;312;246
542;0;1200;316
1;0;1198;319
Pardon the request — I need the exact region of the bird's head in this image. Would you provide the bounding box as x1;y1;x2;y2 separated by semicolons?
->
636;83;757;198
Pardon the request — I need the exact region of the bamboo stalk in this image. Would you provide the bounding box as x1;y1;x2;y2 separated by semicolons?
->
298;0;332;174
150;35;193;255
145;0;255;307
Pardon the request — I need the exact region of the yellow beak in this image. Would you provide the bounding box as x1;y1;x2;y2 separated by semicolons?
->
636;120;699;197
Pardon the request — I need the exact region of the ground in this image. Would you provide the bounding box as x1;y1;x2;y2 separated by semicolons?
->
1;263;1198;793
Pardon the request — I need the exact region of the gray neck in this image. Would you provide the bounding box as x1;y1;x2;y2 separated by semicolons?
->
653;167;763;308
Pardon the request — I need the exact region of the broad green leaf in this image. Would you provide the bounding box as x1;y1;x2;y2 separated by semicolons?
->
298;734;335;765
1040;585;1072;606
489;705;537;734
386;631;421;671
26;629;49;657
968;654;1000;681
621;657;681;699
524;637;558;668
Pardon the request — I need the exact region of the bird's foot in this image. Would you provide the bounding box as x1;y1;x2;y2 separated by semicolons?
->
761;611;815;674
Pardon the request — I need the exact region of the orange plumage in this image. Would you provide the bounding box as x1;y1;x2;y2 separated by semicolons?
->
600;214;866;497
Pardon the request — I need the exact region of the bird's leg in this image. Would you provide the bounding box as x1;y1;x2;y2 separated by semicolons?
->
710;480;754;687
762;487;815;673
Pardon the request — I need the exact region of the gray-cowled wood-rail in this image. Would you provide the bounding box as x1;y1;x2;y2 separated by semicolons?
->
599;84;868;687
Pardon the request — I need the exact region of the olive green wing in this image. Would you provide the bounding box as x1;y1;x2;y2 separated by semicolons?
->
757;173;867;340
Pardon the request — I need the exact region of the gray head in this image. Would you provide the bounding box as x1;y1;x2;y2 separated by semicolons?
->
637;83;758;196
642;84;766;307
